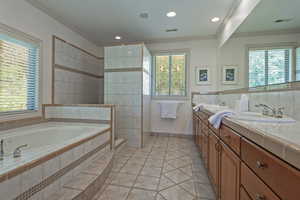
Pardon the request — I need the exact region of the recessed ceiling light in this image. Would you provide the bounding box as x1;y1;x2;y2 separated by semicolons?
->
140;13;149;19
167;11;176;18
211;17;220;23
115;36;122;40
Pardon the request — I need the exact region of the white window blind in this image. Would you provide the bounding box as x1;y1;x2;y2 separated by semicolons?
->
248;48;292;87
0;33;40;113
296;47;300;81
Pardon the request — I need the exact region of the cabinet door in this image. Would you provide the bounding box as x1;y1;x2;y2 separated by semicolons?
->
240;187;251;200
208;131;220;194
220;141;240;200
202;133;209;168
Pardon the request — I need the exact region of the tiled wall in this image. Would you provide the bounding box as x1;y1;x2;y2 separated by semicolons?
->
193;90;300;121
53;37;104;104
54;68;103;104
104;44;144;147
143;46;151;135
44;105;111;121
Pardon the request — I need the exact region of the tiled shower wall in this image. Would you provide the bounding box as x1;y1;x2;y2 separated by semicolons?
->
193;90;300;121
104;44;147;147
53;37;104;104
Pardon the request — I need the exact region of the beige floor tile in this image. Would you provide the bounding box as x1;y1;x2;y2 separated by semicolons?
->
195;182;216;199
140;166;162;177
159;185;194;200
158;175;176;191
97;185;130;200
167;158;190;169
178;165;193;177
110;173;137;187
127;189;157;200
156;193;167;200
162;163;176;173
164;169;190;184
120;163;143;175
192;171;210;184
145;158;164;168
179;180;197;196
134;175;160;190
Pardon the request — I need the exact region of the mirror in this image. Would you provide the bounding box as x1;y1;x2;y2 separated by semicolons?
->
219;0;300;91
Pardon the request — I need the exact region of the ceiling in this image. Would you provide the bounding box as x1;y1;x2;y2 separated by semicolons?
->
26;0;236;46
237;0;300;33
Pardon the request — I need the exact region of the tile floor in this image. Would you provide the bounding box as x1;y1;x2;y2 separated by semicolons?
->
93;135;216;200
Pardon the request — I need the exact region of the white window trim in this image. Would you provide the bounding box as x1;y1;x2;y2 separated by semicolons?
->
151;49;190;100
0;23;43;121
245;42;298;88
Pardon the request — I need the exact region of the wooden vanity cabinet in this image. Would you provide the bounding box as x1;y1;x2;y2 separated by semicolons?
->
219;141;240;200
193;111;300;200
208;130;220;194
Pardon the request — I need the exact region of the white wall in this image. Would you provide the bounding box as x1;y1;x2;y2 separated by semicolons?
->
147;32;300;135
0;0;103;120
147;39;218;135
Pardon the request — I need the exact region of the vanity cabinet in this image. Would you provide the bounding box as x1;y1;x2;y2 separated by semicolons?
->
192;111;300;200
219;141;240;200
208;130;220;193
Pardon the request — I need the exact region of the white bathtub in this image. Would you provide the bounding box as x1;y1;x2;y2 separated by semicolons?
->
0;122;110;174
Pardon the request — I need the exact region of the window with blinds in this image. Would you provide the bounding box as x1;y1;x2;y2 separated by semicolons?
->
0;33;40;113
296;47;300;81
248;48;292;87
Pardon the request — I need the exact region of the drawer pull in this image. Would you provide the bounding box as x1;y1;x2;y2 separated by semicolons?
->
256;161;267;169
255;194;266;200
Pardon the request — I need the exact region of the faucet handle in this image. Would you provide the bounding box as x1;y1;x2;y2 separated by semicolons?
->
276;107;284;118
13;144;28;158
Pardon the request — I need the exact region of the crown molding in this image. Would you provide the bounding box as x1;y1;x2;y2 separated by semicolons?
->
144;35;217;44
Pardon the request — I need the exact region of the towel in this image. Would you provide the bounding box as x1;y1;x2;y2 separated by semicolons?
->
160;101;179;119
208;110;235;129
193;104;204;112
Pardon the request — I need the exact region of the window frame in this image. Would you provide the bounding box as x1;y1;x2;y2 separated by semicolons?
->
0;23;42;118
245;43;298;88
151;50;189;100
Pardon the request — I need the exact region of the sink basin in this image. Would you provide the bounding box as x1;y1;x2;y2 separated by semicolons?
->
229;112;296;124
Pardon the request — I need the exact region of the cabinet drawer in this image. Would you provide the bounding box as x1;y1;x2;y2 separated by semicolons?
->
220;125;241;155
241;138;300;200
241;163;280;200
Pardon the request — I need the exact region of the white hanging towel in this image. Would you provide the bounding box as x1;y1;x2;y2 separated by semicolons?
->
208;110;235;129
159;101;179;119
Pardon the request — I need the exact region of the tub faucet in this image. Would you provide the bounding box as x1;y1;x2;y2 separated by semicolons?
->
13;144;28;158
0;139;4;160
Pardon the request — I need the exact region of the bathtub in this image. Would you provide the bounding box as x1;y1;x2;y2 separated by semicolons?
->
0;122;111;176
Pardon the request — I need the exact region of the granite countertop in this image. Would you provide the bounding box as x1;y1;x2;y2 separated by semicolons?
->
199;105;300;170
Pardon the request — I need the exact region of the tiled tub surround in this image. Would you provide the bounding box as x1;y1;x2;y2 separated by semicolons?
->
53;36;104;104
0;104;115;200
198;104;300;170
0;123;111;200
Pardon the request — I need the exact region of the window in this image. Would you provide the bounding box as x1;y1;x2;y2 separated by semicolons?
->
0;31;40;114
248;47;292;87
296;47;300;81
153;52;187;97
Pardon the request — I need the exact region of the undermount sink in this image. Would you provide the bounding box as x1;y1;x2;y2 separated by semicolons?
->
229;112;296;124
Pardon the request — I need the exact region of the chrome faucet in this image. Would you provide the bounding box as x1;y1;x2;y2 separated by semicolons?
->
255;104;276;116
13;144;28;158
0;139;4;160
255;104;284;118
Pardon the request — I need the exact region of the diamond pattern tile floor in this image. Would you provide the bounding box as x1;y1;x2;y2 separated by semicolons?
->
94;135;216;200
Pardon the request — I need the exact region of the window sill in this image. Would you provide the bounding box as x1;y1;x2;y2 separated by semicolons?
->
151;96;190;101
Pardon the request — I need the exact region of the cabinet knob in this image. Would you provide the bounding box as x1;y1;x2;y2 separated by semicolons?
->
255;194;266;200
256;161;267;169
